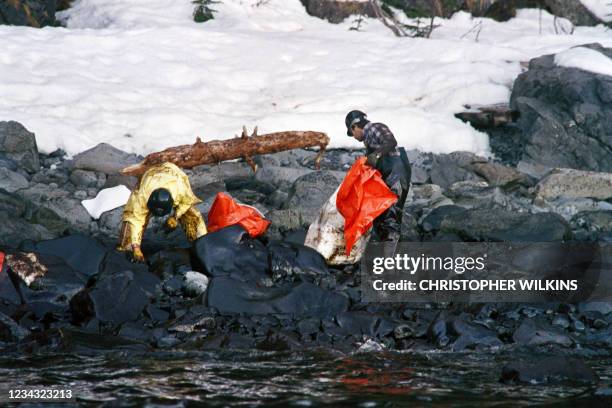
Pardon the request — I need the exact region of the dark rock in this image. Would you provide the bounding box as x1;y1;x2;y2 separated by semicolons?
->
297;317;321;337
284;171;342;223
448;317;503;351
69;169;99;188
31;168;70;186
439;208;571;242
429;151;485;190
70;268;160;326
0;168;28;192
255;166;313;190
543;0;603;26
334;311;395;338
0;311;30;342
162;275;183;296
15;253;87;306
207;276;348;317
265;209;307;240
501;356;599;384
512;318;573;347
0;265;22;305
467;161;532;188
0;188;26;217
427;312;449;347
445;180;512;210
405;149;432;184
420;205;467;233
483;0;542;21
400;212;420;241
17;184;92;234
0;0;56;27
0;154;18;171
97;207;123;237
145;304;170;322
21;234;106;278
0;121;40;172
299;0;376;24
0;212;54;248
103;173;138;190
510;44;612;175
72;143;141;175
268;240;331;286
193;225;269;283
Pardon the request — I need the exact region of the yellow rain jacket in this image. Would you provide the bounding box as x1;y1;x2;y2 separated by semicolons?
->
118;162;207;250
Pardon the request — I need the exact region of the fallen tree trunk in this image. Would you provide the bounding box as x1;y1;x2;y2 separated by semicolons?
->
121;127;330;176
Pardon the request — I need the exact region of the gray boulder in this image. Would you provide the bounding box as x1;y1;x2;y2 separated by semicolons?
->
73;143;141;175
535;168;612;201
0;188;26;217
17;183;92;234
264;209;307;240
467;161;532;188
0;121;40;173
70;169;101;188
284;171;343;224
0;211;54;247
510;44;612;175
255;166;314;191
0;167;28;192
439;207;571;241
405;149;433;184
543;0;604;27
70;269;160;326
429;151;486;190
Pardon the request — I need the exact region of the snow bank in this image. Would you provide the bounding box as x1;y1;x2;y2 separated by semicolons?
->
580;0;612;22
1;1;612;158
555;46;612;77
82;185;131;219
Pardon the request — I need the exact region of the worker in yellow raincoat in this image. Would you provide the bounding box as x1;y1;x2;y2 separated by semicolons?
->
117;162;207;262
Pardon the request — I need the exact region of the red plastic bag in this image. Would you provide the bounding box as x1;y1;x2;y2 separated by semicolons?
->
207;192;270;237
0;251;4;273
336;157;398;255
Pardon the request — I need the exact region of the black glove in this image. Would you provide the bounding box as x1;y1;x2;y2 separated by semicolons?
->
366;152;380;167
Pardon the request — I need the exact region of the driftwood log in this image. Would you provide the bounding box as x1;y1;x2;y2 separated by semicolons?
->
121;127;330;176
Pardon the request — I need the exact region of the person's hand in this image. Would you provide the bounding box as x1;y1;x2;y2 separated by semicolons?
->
164;216;178;233
131;245;145;263
366;152;380;167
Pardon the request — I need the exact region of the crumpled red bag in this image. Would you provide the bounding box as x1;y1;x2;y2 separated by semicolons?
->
207;192;270;237
0;251;4;273
336;157;398;255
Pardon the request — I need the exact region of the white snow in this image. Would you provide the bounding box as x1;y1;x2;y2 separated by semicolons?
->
81;185;132;219
580;0;612;22
555;46;612;76
1;1;612;158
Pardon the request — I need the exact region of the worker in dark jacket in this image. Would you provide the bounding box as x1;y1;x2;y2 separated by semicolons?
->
345;110;412;245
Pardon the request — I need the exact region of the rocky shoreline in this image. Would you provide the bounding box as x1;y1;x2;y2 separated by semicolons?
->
1;47;612;385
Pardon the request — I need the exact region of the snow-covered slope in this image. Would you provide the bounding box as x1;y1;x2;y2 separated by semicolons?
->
1;0;611;157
